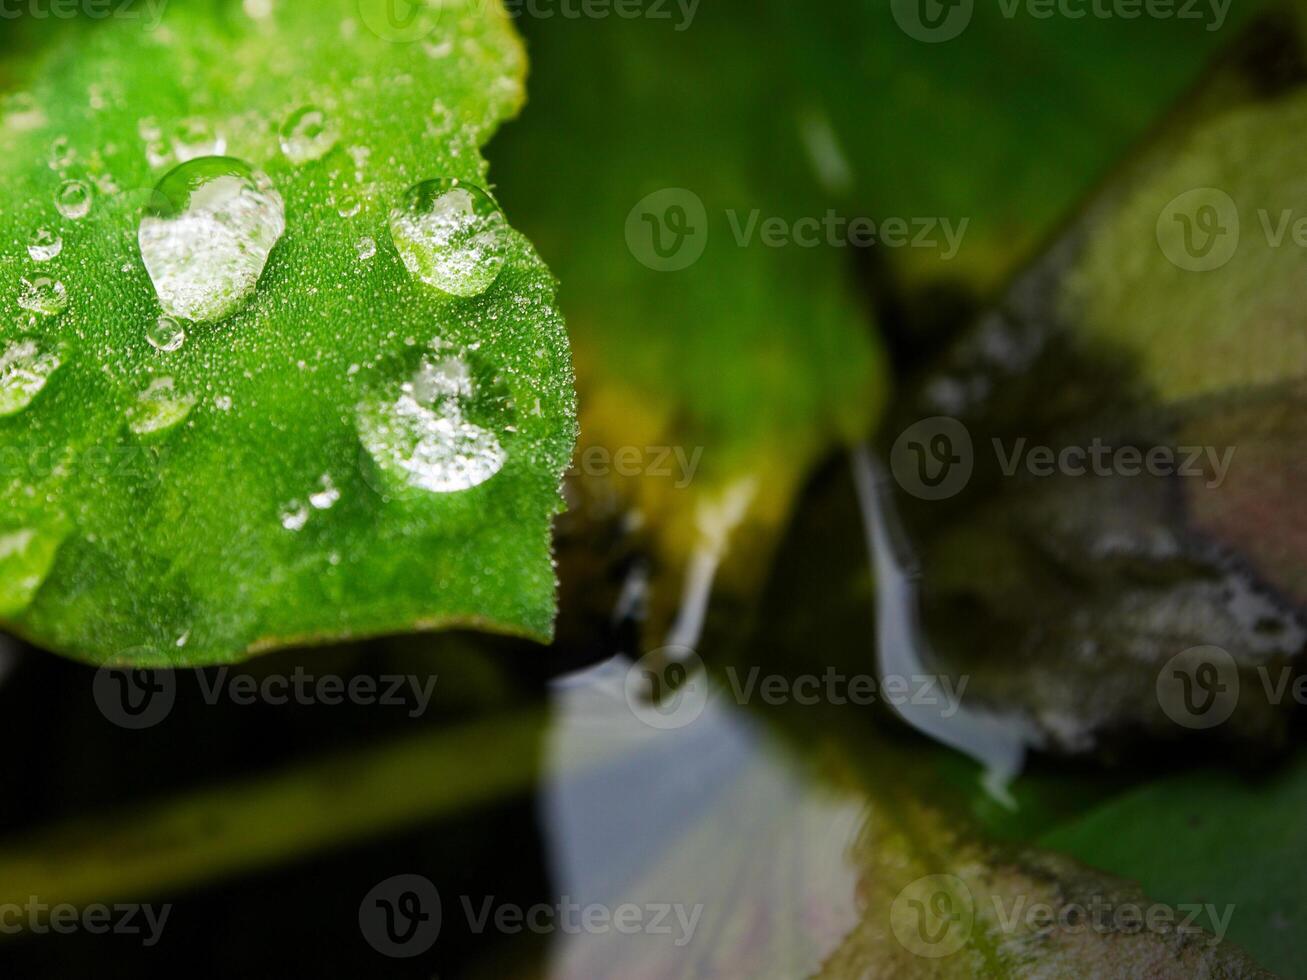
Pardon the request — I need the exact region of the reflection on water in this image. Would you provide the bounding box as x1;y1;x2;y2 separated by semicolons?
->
850;447;1037;805
543;657;865;978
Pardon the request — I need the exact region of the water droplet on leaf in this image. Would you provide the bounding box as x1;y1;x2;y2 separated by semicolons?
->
146;315;186;352
279;106;338;165
388;179;507;298
0;338;62;416
128;376;196;435
357;351;515;494
280;500;310;531
27;227;62;262
54;180;92;220
17;276;68;316
172;117;225;162
138;157;286;323
356;236;376;261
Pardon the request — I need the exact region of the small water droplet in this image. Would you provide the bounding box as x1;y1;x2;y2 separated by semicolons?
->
146;315;186;352
172;117;226;162
2;92;46;132
389;179;507;298
356;236;376;261
0;338;62;416
48;135;74;170
138;157;286;323
279;106;338;165
214;394;233;411
332;189;362;218
55;179;92;220
310;473;340;510
128;376;196;435
280;500;310;531
357;351;514;494
27;227;62;262
17;276;68;316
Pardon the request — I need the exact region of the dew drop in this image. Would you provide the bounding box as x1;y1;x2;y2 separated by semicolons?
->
172;117;226;162
279;106;338;165
280;500;310;532
48;135;75;170
356;235;376;261
2;92;46;132
388;179;507;298
17;276;68;317
0;338;62;416
55;180;92;220
138;157;286;323
146;315;186;353
357;351;514;494
128;376;196;435
309;473;340;510
27;227;62;262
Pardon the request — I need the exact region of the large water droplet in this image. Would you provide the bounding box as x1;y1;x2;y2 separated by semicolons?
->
0;338;62;416
146;315;186;353
138;157;286;323
128;376;196;435
27;228;62;262
279;106;338;165
357;351;515;493
54;180;92;220
17;276;68;316
388;179;507;298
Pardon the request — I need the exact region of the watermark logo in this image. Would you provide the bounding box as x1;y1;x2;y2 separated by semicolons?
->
1156;645;1240;730
891;0;974;42
0;0;168;29
93;664;176;729
890;875;975;958
360;875;442;958
624;647;710;730
626;188;709;272
1157;188;1240;272
357;0;440;43
891;417;975;501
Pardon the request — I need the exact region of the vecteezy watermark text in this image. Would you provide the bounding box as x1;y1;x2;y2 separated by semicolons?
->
890;417;1236;501
359;875;702;958
890;873;1234;959
622;649;969;730
357;0;698;43
0;898;171;946
0;0;166;26
569;445;703;487
624;189;969;271
93;665;438;729
892;0;1230;44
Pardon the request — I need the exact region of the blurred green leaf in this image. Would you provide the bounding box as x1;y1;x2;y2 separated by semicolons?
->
1042;754;1307;978
0;1;577;665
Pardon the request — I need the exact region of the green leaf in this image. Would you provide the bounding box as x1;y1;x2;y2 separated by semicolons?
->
491;8;888;624
1042;754;1307;979
0;2;577;665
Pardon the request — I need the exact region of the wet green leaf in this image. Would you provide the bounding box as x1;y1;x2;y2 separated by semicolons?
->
0;2;577;665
